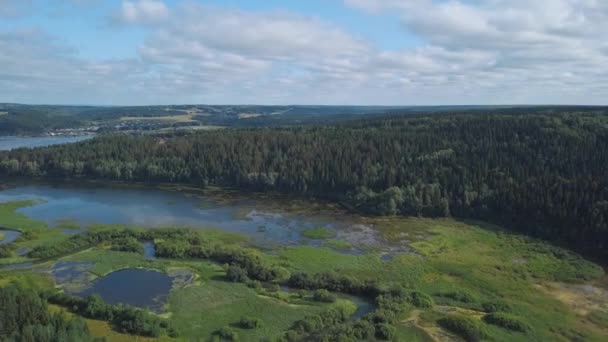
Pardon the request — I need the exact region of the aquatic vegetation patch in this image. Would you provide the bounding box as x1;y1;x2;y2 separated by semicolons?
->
324;239;353;250
302;227;336;239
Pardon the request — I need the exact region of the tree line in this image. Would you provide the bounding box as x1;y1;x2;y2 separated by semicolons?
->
0;283;101;342
1;112;607;260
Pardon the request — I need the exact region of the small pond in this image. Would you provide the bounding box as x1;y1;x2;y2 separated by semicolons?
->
0;229;21;246
143;242;156;259
76;268;174;313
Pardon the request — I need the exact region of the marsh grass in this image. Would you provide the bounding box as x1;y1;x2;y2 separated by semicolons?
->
301;227;336;239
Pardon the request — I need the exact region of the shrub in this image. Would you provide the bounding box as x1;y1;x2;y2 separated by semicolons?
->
47;292;175;338
313;289;337;303
0;246;11;258
408;291;434;308
226;265;249;282
482;301;512;313
375;323;397;340
435;290;477;303
437;316;489;342
214;326;239;341
483;313;530;332
238;316;261;329
110;237;144;254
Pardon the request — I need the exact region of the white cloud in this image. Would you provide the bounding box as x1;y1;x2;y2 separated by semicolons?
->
1;0;607;105
341;0;608;104
113;0;169;25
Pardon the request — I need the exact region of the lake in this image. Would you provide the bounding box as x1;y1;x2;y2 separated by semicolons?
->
76;268;174;312
0;135;93;151
0;182;398;251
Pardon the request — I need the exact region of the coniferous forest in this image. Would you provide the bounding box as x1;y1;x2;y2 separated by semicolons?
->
1;112;607;261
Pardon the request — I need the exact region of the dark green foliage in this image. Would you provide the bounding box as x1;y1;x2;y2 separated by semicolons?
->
291;308;349;334
312;289;337;303
374;323;396;340
287;272;381;298
483;313;530;332
0;110;82;135
481;301;512;313
213;326;239;341
28;230;141;260
3;113;606;259
437;316;489;342
110;237;144;254
0;283;98;341
0;245;11;258
408;290;434;308
434;290;477;304
226;265;249;282
48;292;175;338
237;316;261;329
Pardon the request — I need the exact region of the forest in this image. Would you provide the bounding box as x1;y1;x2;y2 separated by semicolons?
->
1;112;606;261
0;283;100;341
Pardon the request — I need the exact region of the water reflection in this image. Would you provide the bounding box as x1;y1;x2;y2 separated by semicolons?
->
0;183;390;251
0;135;93;151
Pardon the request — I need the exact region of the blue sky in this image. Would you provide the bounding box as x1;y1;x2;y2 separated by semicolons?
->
0;0;607;105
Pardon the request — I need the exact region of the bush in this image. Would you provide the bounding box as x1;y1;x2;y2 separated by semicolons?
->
214;326;239;341
238;316;261;329
48;292;175;338
0;246;11;258
408;291;434;308
437;316;489;342
375;323;397;340
435;290;477;303
483;313;530;332
482;301;512;313
226;265;249;282
313;289;337;303
111;237;144;254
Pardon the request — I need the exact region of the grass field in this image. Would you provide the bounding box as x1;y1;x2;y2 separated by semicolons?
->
0;199;607;341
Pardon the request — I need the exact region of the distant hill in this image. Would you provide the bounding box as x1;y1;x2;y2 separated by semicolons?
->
2;103;607;135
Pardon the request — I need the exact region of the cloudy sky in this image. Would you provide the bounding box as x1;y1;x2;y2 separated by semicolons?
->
1;0;607;105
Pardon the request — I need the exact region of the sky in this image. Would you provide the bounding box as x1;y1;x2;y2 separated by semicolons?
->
0;0;607;106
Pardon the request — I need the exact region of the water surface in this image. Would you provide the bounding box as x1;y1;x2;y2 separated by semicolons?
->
0;183;392;250
0;135;93;151
0;229;21;246
77;268;173;312
143;242;156;259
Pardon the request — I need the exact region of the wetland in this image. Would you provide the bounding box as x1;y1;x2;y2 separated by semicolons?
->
0;181;607;341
